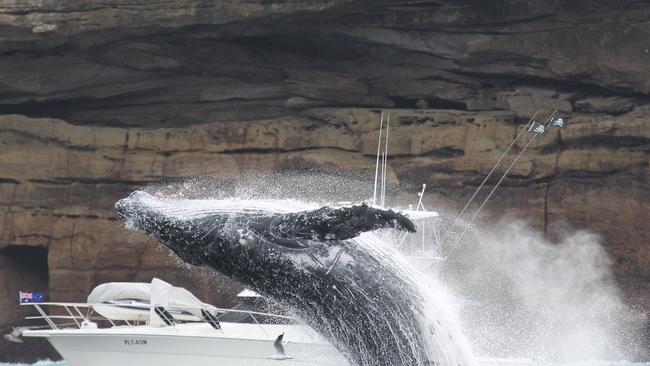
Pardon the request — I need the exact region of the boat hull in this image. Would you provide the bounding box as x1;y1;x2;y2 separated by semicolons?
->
24;323;349;366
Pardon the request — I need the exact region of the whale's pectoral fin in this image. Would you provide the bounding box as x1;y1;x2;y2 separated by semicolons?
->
266;204;416;242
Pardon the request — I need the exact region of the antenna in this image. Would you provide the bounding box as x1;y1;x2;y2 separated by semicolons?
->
416;184;426;211
372;112;384;206
417;184;427;252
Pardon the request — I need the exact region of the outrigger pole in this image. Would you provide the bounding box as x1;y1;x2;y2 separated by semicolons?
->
372;112;385;206
379;151;386;207
465;110;558;226
373;112;391;208
446;111;540;233
382;113;390;207
445;109;559;257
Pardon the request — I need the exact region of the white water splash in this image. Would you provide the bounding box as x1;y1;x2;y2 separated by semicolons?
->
439;219;646;363
122;173;647;365
357;231;477;366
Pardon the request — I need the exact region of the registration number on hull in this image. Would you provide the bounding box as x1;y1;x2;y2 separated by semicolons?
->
123;339;148;346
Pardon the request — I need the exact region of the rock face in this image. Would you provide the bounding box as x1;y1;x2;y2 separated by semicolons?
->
0;0;648;362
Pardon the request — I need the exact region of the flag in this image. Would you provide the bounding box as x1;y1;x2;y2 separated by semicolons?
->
550;116;568;128
19;291;45;303
528;120;547;135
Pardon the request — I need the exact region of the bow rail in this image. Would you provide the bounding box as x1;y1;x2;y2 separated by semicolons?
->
17;301;292;339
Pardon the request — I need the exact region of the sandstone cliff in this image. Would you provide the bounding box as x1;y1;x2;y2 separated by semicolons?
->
0;0;648;361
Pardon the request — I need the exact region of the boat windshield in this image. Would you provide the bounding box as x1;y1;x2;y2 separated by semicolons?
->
218;297;293;324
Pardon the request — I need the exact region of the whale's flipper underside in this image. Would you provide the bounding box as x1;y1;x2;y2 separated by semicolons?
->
255;204;416;245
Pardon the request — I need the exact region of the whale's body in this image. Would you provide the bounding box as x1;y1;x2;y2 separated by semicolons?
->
115;191;473;366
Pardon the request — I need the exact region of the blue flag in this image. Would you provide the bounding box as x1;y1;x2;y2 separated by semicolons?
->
19;291;45;303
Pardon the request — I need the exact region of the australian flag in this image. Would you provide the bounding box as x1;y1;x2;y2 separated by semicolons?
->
528;120;547;135
19;291;45;303
550;116;568;128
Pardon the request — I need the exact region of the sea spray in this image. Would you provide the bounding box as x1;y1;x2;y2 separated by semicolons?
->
437;219;646;362
355;231;477;366
123;172;645;364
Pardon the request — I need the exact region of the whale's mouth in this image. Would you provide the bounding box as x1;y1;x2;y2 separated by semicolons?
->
114;191;152;221
114;198;129;219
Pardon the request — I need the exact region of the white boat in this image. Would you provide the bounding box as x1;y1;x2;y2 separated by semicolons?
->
15;278;349;366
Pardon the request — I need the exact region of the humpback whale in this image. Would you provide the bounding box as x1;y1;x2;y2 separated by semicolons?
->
115;191;473;366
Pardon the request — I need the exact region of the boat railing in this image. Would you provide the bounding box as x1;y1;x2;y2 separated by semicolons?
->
19;301;293;336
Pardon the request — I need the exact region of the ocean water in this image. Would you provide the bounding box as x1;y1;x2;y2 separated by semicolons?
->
0;361;67;366
1;359;649;366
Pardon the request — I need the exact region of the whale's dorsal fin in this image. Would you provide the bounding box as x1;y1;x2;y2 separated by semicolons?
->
274;332;285;355
259;204;416;244
269;332;293;360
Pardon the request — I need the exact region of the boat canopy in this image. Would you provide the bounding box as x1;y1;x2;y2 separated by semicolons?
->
236;289;261;298
400;209;439;220
88;282;151;304
88;278;217;323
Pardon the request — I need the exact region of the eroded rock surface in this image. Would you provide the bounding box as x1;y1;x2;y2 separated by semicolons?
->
0;0;648;361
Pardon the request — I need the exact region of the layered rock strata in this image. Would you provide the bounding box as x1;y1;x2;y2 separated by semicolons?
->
0;0;648;361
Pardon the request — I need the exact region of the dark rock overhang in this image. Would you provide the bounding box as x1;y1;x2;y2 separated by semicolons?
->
0;0;648;127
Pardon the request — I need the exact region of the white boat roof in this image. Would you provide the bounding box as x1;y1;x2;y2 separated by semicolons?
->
237;289;261;298
398;209;439;220
88;282;151;304
87;278;217;321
